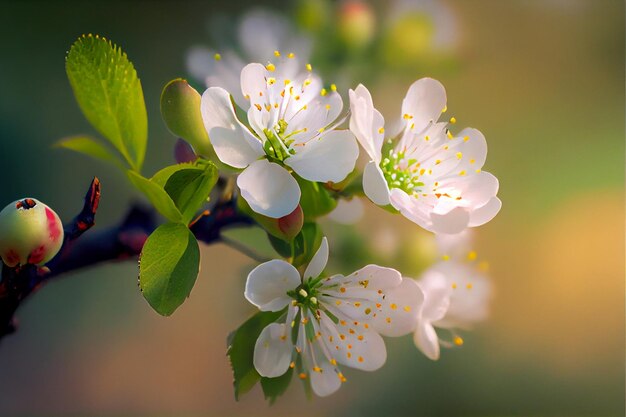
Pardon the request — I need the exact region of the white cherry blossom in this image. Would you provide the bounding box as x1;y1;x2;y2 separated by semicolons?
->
349;79;501;234
245;237;422;397
412;232;493;360
201;62;359;218
187;9;312;109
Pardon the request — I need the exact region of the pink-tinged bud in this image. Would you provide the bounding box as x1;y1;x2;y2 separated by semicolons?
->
0;198;64;267
174;138;198;163
278;205;304;240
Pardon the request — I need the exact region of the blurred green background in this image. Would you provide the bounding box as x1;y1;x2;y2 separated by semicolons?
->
0;0;623;416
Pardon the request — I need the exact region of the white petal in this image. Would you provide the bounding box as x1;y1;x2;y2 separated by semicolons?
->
245;259;300;311
309;358;342;397
418;269;452;322
285;130;359;183
430;206;471;234
401;78;447;133
388;188;432;230
253;323;293;377
320;314;387;371
237;159;301;218
348;84;384;162
303;237;328;280
469;196;502;227
200;87;263;168
413;322;440;360
363;161;391;206
372;278;423;337
454;171;499;209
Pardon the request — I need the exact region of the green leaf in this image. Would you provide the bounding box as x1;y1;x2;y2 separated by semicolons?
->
127;170;182;222
227;310;285;401
261;369;293;405
150;162;197;187
139;222;200;316
164;163;218;223
160;78;214;157
295;176;337;221
55;135;125;169
66;34;148;171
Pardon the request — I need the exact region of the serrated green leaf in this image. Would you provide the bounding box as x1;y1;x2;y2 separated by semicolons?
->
164;163;218;223
139;222;200;316
55;135;125;169
66;34;148;171
127;170;182;222
227;310;284;401
295;176;337;221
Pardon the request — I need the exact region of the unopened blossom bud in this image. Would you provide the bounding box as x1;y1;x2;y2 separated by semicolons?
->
0;198;64;267
237;198;303;241
277;205;304;240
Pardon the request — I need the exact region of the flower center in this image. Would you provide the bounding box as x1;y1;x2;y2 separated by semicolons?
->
262;120;301;162
287;277;323;310
380;149;424;195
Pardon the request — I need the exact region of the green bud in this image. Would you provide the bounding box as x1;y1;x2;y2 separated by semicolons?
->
160;79;214;158
0;198;64;267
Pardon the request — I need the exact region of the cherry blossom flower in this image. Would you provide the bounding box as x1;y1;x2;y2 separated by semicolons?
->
201;61;359;218
349;79;501;234
187;9;312;109
412;232;493;360
245;237;422;396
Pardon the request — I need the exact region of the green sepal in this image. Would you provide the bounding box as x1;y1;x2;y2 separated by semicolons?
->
295;175;337;221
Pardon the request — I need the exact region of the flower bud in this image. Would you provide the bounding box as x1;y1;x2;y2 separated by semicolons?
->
0;198;64;267
161;78;214;158
237;198;303;241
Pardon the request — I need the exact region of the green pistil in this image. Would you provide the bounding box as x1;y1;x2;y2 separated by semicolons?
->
262;119;297;162
287;277;323;311
380;150;424;195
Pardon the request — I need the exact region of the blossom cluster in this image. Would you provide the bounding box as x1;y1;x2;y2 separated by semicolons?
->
195;18;500;397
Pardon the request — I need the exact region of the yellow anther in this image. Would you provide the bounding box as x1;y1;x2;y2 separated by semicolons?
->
425;135;430;141
267;77;276;85
467;250;477;261
469;158;476;164
299;288;308;297
385;317;392;323
466;283;473;290
330;359;337;366
463;135;470;142
284;79;291;86
459;170;466;176
287;52;295;58
354;302;361;307
378;127;385;134
339;287;346;293
403;113;412;119
435;159;441;165
306;63;312;71
358;356;364;363
320;88;328;96
213;53;222;61
336;300;342;306
274;50;281;57
299;373;307;379
443;145;449;150
254;104;262;111
452;283;457;289
357;335;364;341
310;296;318;305
289;361;295;368
265;63;276;72
454;336;464;346
325;104;331;110
280;335;287;341
449;116;457;124
478;261;490;271
390;303;397;310
338;373;347;382
403;306;411;312
442;105;448;113
347;352;352;358
456;152;463;160
364;308;371;315
304;79;311;86
447;130;454;139
313;366;322;373
330;83;337;92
